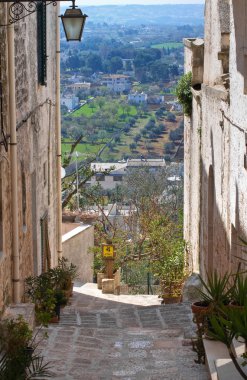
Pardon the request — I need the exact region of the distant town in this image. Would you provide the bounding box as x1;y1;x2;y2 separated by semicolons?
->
60;4;204;164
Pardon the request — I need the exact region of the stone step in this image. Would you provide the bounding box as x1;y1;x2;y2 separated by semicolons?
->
204;338;246;380
216;358;247;380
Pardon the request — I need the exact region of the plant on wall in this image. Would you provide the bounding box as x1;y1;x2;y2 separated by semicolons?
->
175;71;192;116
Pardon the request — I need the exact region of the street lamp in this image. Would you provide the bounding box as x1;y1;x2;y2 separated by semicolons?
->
0;0;88;39
60;0;88;42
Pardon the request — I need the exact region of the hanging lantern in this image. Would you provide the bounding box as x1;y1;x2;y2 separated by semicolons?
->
60;0;88;42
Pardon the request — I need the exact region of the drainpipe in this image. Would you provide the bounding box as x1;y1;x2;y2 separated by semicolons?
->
56;3;62;260
7;7;20;303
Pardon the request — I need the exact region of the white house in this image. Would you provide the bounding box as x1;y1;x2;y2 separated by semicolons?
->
128;92;147;104
101;75;131;94
86;162;127;190
61;96;79;111
68;82;91;94
86;159;167;190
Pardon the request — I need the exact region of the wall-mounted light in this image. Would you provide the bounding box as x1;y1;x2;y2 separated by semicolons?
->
0;0;88;38
60;0;87;42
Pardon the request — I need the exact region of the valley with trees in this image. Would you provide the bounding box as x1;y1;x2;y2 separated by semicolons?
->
60;4;203;165
60;4;202;295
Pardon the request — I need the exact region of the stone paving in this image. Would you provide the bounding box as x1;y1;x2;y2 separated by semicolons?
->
38;283;209;380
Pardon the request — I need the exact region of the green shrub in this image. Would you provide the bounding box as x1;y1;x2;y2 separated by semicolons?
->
175;72;192;116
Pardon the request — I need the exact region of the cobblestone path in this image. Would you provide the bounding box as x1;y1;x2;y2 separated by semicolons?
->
39;284;209;380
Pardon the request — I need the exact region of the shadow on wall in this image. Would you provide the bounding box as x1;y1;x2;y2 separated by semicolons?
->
198;127;245;278
232;1;246;82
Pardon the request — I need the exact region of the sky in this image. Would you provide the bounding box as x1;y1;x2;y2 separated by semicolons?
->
65;0;204;6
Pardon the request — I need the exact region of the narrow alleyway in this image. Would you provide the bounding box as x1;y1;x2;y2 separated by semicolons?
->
39;284;209;380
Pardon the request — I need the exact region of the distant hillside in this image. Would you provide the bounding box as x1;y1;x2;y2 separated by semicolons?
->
61;4;204;26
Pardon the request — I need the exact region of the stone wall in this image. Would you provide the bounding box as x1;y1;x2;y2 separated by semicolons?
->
62;225;94;283
0;4;59;311
184;0;247;277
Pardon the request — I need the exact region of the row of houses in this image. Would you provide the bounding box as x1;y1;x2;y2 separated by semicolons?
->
61;76;183;112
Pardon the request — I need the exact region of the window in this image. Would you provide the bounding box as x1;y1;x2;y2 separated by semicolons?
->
244;55;247;94
0;162;3;257
96;174;105;181
113;175;123;182
232;1;247;93
37;2;47;86
40;212;51;272
21;162;27;233
244;133;247;169
43;161;47;186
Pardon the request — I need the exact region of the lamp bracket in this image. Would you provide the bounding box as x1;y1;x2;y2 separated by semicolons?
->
0;0;70;26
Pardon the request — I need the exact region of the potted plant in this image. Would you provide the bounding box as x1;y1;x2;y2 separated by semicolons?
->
207;304;247;379
25;259;78;324
151;240;187;304
229;272;247;308
25;273;58;325
0;316;51;379
191;271;232;329
0;315;32;356
52;257;78;299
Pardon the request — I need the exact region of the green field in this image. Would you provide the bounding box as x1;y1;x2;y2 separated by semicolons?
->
72;104;99;117
61;139;105;157
151;42;183;49
61;111;184;162
71;100;137;119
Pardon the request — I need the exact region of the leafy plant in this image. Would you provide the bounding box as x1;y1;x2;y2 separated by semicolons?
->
175;71;192;116
0;316;32;357
25;258;78;324
0;316;51;379
230;273;247;306
51;257;78;291
91;249;106;277
0;351;52;380
25;273;57;325
148;215;187;298
196;271;232;306
207;305;247;379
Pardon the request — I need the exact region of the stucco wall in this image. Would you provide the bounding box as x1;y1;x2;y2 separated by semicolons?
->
62;225;94;283
0;4;59;310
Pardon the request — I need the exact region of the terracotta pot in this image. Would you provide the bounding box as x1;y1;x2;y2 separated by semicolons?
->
49;315;59;323
191;301;211;326
228;301;244;311
161;295;181;304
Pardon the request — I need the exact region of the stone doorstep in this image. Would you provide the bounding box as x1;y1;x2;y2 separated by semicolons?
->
203;338;246;380
3;303;35;329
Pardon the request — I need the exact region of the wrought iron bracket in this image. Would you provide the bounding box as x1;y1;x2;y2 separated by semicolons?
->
0;0;69;26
